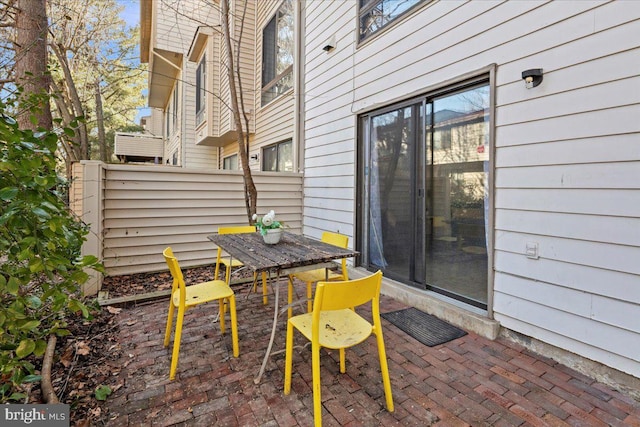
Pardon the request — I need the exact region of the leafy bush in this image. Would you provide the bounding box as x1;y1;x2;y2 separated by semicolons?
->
0;101;102;402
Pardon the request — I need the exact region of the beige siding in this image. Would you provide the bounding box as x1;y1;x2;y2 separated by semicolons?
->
237;0;257;136
304;0;640;378
182;59;219;169
252;1;296;172
154;2;215;53
151;1;219;169
69;162;84;218
114;133;163;157
91;163;302;276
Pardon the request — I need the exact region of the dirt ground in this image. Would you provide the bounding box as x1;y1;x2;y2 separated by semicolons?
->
32;266;213;426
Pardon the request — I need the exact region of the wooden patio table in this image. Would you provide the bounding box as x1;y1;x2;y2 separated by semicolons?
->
207;231;358;384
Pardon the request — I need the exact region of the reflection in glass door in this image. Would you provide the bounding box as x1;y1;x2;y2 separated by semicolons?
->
425;85;489;307
362;81;490;309
364;103;420;283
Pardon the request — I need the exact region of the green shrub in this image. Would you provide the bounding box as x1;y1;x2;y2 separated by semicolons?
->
0;101;102;402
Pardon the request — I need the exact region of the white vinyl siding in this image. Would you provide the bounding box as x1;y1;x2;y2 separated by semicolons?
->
303;0;359;239
304;0;640;378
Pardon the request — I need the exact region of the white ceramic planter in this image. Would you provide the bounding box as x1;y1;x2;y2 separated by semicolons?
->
262;228;283;244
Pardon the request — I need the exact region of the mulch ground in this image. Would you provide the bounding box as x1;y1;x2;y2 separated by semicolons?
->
31;266;213;426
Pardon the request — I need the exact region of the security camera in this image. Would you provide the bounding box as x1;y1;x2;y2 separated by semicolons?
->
521;69;543;89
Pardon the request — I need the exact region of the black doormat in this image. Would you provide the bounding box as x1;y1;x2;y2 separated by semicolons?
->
381;307;467;347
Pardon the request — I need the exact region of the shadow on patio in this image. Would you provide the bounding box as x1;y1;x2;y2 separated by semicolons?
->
104;279;640;426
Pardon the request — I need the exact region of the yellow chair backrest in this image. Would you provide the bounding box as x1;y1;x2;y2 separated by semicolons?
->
321;231;350;280
218;225;256;235
215;225;257;282
313;270;381;313
163;247;186;303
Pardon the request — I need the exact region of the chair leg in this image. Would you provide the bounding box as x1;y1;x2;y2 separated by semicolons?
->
287;276;294;319
375;330;394;412
306;281;313;313
284;320;294;394
339;348;346;373
311;341;323;427
169;306;185;380
228;294;239;357
225;264;232;285
219;298;226;334
164;299;175;347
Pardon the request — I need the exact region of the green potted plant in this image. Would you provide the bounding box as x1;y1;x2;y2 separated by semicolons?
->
253;210;284;244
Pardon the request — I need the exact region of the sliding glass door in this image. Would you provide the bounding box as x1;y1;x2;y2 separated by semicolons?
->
360;80;490;308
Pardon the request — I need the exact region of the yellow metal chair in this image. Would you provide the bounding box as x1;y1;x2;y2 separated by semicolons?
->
215;225;269;305
283;270;394;426
287;231;349;318
163;247;239;380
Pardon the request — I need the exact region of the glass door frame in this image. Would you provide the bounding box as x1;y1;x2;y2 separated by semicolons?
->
356;70;496;315
357;97;426;288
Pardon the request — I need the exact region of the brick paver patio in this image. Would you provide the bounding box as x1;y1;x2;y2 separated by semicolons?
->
105;280;640;426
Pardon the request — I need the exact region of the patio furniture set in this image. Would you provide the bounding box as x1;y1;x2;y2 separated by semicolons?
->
162;228;394;426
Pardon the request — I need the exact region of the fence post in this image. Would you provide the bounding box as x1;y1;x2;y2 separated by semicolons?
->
75;161;105;296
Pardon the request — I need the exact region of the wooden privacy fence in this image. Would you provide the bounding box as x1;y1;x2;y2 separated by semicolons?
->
70;161;303;295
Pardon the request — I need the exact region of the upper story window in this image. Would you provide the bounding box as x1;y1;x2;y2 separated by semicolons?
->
261;0;294;106
359;0;425;42
166;85;178;137
223;154;238;170
196;55;206;126
262;139;292;172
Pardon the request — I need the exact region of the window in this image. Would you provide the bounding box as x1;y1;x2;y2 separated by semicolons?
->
359;0;425;42
262;139;292;172
261;0;294;106
166;85;178;137
223;154;238;170
196;55;206;126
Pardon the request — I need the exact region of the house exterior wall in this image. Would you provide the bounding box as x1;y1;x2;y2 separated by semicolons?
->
140;109;164;137
242;0;296;171
181;58;219;169
303;0;640;378
147;0;219;169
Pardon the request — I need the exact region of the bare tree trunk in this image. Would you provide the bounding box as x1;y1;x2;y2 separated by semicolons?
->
51;42;90;159
13;0;52;130
50;76;82;162
221;0;257;223
95;80;107;162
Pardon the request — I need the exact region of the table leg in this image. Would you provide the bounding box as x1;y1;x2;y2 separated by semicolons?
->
254;273;280;384
262;271;268;305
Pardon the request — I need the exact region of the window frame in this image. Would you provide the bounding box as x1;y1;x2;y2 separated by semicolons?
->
223;153;238;170
261;139;293;172
195;54;206;126
356;73;494;310
166;85;179;137
261;0;294;106
358;0;427;43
